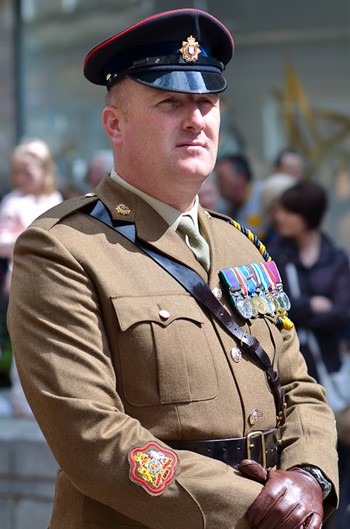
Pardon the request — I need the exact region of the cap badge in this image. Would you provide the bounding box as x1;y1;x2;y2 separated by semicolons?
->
115;203;131;215
179;35;201;63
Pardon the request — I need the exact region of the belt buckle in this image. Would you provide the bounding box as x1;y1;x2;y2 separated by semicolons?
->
247;431;266;468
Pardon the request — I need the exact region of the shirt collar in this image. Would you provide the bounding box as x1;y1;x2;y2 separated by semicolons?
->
110;168;199;230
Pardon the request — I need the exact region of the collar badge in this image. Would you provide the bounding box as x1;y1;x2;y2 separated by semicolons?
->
179;35;201;63
115;203;131;215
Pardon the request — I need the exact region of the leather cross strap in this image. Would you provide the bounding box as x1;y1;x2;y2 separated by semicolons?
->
86;200;286;425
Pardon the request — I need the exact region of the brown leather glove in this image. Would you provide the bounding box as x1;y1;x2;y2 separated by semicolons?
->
238;459;324;529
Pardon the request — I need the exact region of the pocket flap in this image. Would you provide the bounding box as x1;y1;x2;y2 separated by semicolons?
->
111;293;204;331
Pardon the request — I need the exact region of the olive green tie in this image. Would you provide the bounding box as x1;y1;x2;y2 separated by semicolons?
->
177;215;210;272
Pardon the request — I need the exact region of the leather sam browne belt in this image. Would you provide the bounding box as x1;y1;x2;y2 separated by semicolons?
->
87;202;284;469
166;428;281;469
86;200;287;427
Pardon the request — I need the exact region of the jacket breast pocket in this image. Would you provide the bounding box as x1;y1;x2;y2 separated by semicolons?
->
111;293;218;407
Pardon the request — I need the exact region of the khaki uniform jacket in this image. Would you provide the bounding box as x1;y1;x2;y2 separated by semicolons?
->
8;176;338;529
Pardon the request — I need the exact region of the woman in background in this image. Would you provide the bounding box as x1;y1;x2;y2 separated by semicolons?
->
268;180;350;529
0;139;62;294
0;139;62;417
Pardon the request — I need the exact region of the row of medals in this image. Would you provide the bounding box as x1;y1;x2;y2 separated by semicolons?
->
229;284;291;320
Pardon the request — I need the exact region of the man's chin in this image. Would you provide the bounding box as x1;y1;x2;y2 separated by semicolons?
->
177;159;214;179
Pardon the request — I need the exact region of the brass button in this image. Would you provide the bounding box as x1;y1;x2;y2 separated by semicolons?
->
248;409;263;426
230;347;242;363
159;309;170;320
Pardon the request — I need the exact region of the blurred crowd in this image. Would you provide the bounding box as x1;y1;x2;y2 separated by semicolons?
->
0;138;349;528
0;141;115;411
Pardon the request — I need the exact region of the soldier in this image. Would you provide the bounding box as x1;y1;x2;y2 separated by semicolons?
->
8;9;337;529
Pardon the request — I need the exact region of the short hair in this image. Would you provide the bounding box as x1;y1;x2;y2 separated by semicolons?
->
217;154;252;183
274;147;302;168
279;181;327;229
105;77;130;117
260;172;296;213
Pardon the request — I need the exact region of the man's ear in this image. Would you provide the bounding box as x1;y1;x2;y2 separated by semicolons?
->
102;106;123;144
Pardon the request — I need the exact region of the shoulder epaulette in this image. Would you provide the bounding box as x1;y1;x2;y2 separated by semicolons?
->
207;210;271;262
32;195;98;231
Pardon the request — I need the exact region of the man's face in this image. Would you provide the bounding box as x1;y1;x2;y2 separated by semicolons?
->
273;205;307;237
110;79;221;207
279;153;304;180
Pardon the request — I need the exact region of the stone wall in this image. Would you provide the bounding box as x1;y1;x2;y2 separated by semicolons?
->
0;418;57;529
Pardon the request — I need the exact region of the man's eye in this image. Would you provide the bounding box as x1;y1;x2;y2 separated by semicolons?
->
199;98;215;106
160;98;177;105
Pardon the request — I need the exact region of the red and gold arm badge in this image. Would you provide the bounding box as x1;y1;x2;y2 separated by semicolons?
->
129;442;178;496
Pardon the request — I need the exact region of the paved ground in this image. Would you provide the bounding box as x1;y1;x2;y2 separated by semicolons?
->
0;388;56;529
0;388;11;418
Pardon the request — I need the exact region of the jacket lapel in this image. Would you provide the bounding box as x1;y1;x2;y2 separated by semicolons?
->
95;176;209;281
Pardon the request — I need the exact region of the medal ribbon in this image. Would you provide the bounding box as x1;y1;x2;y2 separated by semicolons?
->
220;268;241;292
232;267;249;297
239;265;258;296
260;261;278;291
265;261;282;286
251;262;272;293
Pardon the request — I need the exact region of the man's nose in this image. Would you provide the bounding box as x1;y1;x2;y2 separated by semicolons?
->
183;105;205;131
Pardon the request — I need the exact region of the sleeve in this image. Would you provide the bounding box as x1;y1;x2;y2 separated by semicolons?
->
7;225;262;529
297;252;350;331
286;295;313;324
275;326;339;517
286;252;350;332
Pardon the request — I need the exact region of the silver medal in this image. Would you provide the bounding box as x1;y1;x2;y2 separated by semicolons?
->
236;297;253;319
276;290;291;311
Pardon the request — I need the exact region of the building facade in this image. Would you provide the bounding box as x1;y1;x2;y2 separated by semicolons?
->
1;0;350;246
